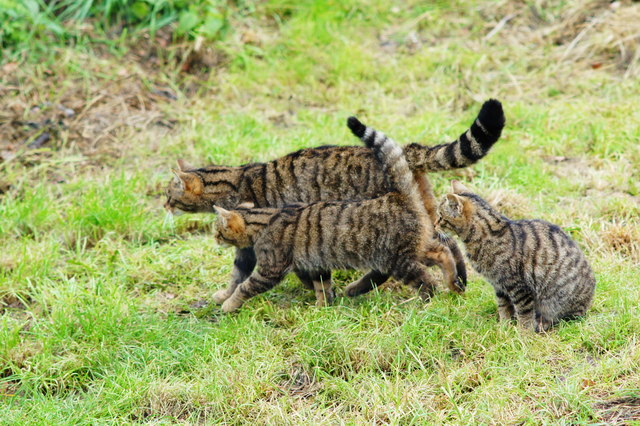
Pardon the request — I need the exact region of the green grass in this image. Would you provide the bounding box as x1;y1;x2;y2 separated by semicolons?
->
2;0;640;423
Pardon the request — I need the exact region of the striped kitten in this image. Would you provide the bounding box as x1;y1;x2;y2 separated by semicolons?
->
437;181;596;332
212;117;462;312
164;100;505;300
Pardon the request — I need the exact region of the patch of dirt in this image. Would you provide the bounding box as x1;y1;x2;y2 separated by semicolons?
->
0;380;19;398
595;396;640;424
137;34;227;78
543;155;639;202
0;24;236;172
270;364;320;400
0;67;177;167
0;293;30;314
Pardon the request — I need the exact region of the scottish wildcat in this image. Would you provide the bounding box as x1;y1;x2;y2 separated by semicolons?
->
437;181;596;332
165;100;505;300
212;117;462;312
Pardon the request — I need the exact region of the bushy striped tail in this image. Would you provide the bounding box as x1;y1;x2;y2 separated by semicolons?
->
347;117;422;210
404;99;505;172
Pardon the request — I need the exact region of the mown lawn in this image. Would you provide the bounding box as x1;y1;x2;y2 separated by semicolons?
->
1;0;639;423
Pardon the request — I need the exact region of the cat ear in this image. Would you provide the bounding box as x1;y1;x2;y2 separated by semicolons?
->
451;180;471;194
172;169;203;195
176;159;194;171
214;206;230;225
214;205;229;216
445;194;464;216
214;206;245;233
171;169;186;191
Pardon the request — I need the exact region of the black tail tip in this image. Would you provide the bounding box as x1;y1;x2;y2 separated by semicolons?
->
478;99;506;136
347;116;366;138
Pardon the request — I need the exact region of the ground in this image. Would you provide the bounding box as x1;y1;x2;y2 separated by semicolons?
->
1;0;639;423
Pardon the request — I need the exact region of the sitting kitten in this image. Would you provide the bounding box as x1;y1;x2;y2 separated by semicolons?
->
437;181;596;332
212;117;463;312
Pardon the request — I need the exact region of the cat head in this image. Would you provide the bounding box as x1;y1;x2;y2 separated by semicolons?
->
437;180;479;234
213;206;251;248
164;159;240;215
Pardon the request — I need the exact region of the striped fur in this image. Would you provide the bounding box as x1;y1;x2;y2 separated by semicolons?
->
212;121;462;312
164;100;504;298
347;116;423;214
164;100;504;214
404;99;504;172
438;181;596;332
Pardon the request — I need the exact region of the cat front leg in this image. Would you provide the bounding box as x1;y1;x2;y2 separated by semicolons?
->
221;266;285;313
511;287;536;331
213;247;257;304
294;269;316;290
312;271;334;306
495;290;515;322
295;270;334;305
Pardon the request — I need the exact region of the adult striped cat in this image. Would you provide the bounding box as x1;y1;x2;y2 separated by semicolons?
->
212;117;460;312
164;100;505;299
437;181;596;332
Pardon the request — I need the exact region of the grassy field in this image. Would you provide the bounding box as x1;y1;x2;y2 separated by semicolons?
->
1;0;640;423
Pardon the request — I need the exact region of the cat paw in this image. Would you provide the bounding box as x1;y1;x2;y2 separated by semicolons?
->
497;310;515;322
212;289;231;304
315;289;335;306
326;288;335;304
518;320;537;333
221;297;243;313
315;299;329;307
343;285;357;298
534;317;553;333
344;282;366;297
418;288;434;301
452;275;466;293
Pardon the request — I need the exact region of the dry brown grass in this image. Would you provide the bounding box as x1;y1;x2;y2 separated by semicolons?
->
484;187;534;219
274;364;321;399
135;381;213;424
0;54;177;168
595;396;640;424
481;0;640;77
600;221;640;262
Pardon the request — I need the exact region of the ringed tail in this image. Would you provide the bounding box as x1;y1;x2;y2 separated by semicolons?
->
347;116;422;212
405;99;505;172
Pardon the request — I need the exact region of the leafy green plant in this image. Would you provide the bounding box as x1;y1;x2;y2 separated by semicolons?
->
0;0;234;63
0;0;67;59
54;0;232;39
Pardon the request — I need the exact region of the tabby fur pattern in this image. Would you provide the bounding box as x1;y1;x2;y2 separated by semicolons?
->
164;100;505;300
437;181;596;332
212;118;462;312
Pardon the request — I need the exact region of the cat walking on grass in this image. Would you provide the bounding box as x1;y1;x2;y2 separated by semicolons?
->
211;117;464;312
164;100;505;303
